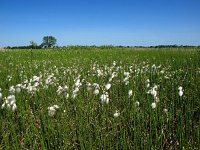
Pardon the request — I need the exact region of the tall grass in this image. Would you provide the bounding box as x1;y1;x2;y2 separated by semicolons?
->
0;47;199;149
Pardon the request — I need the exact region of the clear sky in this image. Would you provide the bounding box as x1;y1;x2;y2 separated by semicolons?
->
0;0;200;47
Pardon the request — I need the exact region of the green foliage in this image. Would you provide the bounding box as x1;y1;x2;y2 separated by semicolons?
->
0;47;199;149
41;36;57;48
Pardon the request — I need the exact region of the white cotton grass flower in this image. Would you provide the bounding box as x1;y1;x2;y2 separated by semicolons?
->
57;86;63;95
48;105;59;117
12;103;17;112
53;105;59;109
1;95;17;112
163;108;168;113
15;84;21;93
151;102;156;109
9;86;15;94
93;89;99;95
145;79;150;88
1;102;6;109
65;93;69;99
147;85;158;98
93;83;100;89
128;90;133;97
7;95;16;104
100;92;109;104
105;83;111;90
178;86;183;97
48;107;56;117
114;110;120;117
86;82;92;92
135;101;140;107
123;72;130;85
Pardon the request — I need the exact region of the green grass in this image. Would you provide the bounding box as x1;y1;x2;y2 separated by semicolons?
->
0;47;200;149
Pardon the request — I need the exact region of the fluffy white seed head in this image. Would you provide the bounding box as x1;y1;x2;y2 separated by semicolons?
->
114;110;120;117
12;103;17;112
163;108;168;113
53;105;59;110
105;83;111;90
48;107;56;117
93;89;99;95
128;90;133;97
178;86;183;91
135;101;140;107
9;86;15;94
178;86;183;97
100;93;109;104
0;92;2;99
151;102;156;109
1;102;6;109
179;90;183;97
7;95;16;104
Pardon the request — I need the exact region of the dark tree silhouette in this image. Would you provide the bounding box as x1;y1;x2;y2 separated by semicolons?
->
42;36;57;48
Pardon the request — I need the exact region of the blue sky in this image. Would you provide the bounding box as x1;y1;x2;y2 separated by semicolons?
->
0;0;200;47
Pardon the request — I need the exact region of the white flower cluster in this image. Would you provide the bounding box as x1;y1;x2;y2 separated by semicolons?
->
178;86;183;97
56;85;69;99
123;72;130;85
100;92;109;104
1;86;19;112
48;105;59;117
1;95;17;112
147;83;159;109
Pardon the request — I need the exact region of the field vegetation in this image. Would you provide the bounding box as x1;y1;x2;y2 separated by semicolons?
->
0;47;200;149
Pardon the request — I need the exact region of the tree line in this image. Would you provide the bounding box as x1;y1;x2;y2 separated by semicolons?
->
4;36;200;49
6;36;57;49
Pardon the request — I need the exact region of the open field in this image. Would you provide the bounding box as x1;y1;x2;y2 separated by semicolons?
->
0;47;200;149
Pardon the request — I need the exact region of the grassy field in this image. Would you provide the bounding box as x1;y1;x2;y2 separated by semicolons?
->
0;47;200;149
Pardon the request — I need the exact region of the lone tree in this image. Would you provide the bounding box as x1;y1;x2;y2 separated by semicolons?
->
30;41;38;49
42;36;57;48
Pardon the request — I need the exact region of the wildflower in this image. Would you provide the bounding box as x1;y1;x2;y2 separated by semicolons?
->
100;93;109;104
93;83;100;89
147;85;158;98
151;102;156;109
75;78;82;87
145;79;150;88
12;103;17;112
1;102;6;109
15;84;21;93
93;89;99;95
178;86;183;97
135;101;140;107
152;64;156;70
48;105;59;117
114;110;120;117
48;107;56;117
163;108;168;113
0;92;2;100
123;72;130;85
105;83;111;90
86;82;92;91
9;86;15;94
65;93;69;99
128;90;133;97
72;87;79;98
53;105;59;109
32;76;40;82
1;95;17;112
57;86;63;95
160;70;165;74
7;95;16;104
154;96;160;103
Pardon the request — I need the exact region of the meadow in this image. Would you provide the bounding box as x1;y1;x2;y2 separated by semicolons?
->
0;47;200;149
